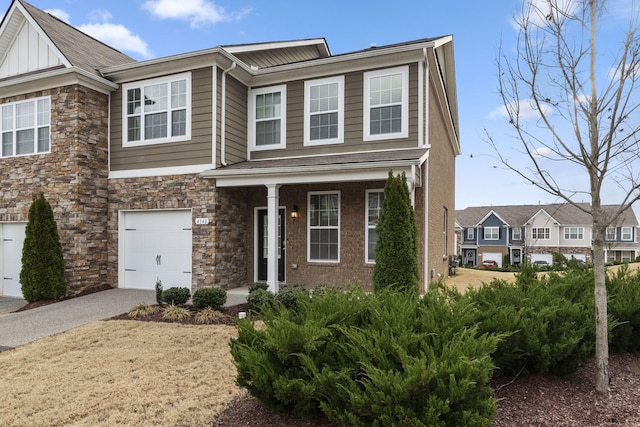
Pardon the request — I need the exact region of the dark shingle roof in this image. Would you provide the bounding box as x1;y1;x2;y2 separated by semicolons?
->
19;0;134;75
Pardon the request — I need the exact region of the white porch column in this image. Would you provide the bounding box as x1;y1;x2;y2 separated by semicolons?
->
266;184;281;293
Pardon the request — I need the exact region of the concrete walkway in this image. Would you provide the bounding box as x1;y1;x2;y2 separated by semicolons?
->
0;286;249;351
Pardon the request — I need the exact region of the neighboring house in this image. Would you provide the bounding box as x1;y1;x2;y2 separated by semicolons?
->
456;203;640;267
0;0;460;297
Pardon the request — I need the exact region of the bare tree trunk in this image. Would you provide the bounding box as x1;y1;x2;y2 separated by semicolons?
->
592;209;610;392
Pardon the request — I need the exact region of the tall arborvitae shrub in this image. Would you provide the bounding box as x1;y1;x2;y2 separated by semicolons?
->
372;171;419;294
20;193;66;302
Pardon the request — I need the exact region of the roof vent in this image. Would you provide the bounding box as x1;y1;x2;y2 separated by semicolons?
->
369;43;377;48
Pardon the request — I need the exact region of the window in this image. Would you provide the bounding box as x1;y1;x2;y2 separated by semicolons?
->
466;228;475;240
484;226;499;240
607;251;616;262
564;227;584;240
123;73;190;146
363;66;409;141
1;96;50;157
304;76;344;145
249;84;286;150
622;227;633;241
308;192;339;262
606;227;616;241
532;227;550;239
512;227;522;240
622;251;633;262
366;190;384;263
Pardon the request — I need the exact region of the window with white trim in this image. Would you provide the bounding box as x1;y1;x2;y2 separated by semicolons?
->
622;251;633;262
1;96;50;157
466;228;475;240
512;227;522;240
532;227;550;239
484;226;499;240
249;84;286;150
363;66;409;141
622;227;633;241
366;190;384;263
564;227;584;240
122;73;191;146
606;227;616;241
308;192;339;262
304;76;344;145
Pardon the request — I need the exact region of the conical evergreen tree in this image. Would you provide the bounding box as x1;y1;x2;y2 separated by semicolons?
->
20;193;66;302
372;171;420;294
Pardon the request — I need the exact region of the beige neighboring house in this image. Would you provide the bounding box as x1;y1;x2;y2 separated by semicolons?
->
456;203;640;267
0;0;460;298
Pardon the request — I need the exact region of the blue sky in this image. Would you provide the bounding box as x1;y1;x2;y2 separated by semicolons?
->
2;0;638;211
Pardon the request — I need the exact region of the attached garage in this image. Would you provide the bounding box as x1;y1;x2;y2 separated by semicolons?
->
530;253;553;265
1;223;26;297
481;252;502;267
120;210;192;290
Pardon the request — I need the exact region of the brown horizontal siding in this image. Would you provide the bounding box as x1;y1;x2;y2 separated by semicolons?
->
222;75;248;165
110;67;213;172
250;63;420;161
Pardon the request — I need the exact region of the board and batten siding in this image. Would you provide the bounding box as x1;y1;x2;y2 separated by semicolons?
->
110;67;213;171
249;63;420;161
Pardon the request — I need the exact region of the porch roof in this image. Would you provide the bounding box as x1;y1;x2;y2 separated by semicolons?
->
201;148;429;187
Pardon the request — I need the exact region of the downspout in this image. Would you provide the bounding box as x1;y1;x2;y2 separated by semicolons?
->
422;47;430;292
220;61;236;166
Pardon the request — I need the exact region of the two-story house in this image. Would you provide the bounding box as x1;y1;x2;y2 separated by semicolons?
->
0;0;460;297
456;203;640;267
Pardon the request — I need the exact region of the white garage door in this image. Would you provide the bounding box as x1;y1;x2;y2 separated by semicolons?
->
1;223;26;297
482;252;502;267
530;253;553;264
122;210;192;290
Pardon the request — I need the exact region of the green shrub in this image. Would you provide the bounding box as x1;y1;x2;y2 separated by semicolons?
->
607;265;640;352
247;288;275;312
274;286;310;313
20;193;66;303
162;304;191;321
161;287;191;305
231;287;498;425
192;287;227;310
249;282;269;293
155;279;163;304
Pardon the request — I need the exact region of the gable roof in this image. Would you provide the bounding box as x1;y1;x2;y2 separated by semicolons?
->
0;0;133;80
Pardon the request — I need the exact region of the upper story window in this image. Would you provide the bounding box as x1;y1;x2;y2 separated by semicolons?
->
622;227;633;241
512;227;522;240
466;228;475;240
606;227;616;241
363;66;409;141
1;96;50;157
122;72;191;147
564;227;584;240
532;227;550;240
304;76;344;146
366;190;384;263
308;192;340;262
249;84;287;151
484;226;499;240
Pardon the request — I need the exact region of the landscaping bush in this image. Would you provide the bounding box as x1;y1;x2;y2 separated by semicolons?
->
230;287;499;426
607;265;640;352
192;287;227;310
246;288;275;312
274;286;310;313
162;304;191;320
161;287;191;305
20;193;66;303
155;279;163;304
463;266;595;377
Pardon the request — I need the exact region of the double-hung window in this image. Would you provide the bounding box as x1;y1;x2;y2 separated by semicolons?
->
365;190;384;263
249;85;286;150
123;72;190;146
363;66;409;141
1;96;50;157
512;227;522;240
308;192;339;262
606;227;616;241
622;227;633;241
484;226;499;240
564;227;584;240
466;228;475;240
532;227;550;239
304;76;344;145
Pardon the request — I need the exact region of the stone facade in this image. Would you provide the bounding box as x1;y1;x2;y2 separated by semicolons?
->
0;85;110;295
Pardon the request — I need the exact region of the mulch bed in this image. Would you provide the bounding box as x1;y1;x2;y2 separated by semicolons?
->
109;302;252;325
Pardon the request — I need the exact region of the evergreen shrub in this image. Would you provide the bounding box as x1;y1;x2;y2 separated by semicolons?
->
20;193;66;303
230;287;499;426
246;288;275;312
192;287;227;309
607;265;640;352
161;287;191;305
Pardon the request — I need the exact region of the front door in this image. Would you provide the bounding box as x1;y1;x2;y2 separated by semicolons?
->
257;208;285;282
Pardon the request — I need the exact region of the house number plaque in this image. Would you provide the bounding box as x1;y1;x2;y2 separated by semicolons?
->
195;218;209;225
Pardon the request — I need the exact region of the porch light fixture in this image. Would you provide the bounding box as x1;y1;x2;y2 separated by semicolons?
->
291;205;299;220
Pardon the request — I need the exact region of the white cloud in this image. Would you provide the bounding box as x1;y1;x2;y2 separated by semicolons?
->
142;0;251;28
488;99;550;121
531;146;555;158
45;8;71;23
77;9;151;59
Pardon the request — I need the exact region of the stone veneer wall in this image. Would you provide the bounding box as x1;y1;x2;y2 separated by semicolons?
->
0;85;110;295
106;176;249;291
